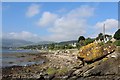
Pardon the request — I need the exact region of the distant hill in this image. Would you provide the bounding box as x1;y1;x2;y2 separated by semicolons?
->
59;40;77;45
2;39;34;47
2;38;78;48
36;41;55;45
2;39;56;48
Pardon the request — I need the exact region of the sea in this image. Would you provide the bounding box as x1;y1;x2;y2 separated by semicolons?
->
1;49;44;68
2;49;38;54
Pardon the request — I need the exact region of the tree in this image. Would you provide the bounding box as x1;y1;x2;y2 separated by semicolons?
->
114;29;120;40
78;36;85;46
84;38;95;45
49;43;55;50
96;33;104;40
78;36;85;43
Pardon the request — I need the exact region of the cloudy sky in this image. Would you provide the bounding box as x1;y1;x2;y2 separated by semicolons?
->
2;2;118;42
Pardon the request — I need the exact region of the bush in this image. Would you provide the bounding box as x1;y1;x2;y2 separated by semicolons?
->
84;38;95;45
106;41;112;44
114;40;120;46
114;29;120;40
46;68;56;75
98;42;104;46
78;36;85;43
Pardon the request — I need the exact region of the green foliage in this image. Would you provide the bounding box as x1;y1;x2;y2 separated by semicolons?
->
59;45;66;49
46;68;56;75
98;42;104;46
106;41;112;44
114;40;120;46
66;45;74;49
114;29;120;40
99;33;103;37
96;33;104;40
57;67;68;75
78;36;85;47
76;43;81;49
78;36;85;43
96;33;112;42
117;46;120;52
84;38;95;45
49;43;55;50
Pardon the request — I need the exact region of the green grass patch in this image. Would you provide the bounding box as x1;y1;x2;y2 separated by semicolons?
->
57;67;68;75
114;40;120;46
46;68;57;75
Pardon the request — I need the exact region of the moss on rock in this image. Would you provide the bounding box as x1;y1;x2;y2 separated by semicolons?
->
78;42;116;62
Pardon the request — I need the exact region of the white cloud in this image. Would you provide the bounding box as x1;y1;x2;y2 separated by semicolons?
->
38;5;95;41
26;4;40;17
3;31;41;42
36;5;118;41
37;12;58;27
95;19;118;36
95;19;118;30
67;5;95;18
48;18;87;41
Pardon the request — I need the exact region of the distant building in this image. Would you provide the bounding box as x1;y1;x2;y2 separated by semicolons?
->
104;35;112;43
95;34;112;43
110;38;116;42
69;42;77;47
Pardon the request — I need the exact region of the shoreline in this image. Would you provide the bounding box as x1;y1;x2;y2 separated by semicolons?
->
2;49;81;79
2;49;120;80
2;51;50;68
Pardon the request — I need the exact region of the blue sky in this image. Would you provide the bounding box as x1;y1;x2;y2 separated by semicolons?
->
2;2;118;42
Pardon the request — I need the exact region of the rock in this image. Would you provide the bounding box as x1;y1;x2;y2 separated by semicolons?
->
56;66;60;69
106;52;120;59
72;68;83;76
66;69;76;78
83;56;120;77
49;73;56;80
37;75;45;80
77;42;116;62
72;62;96;78
68;76;78;80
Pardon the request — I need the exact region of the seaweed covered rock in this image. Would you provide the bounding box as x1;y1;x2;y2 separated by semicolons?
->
77;42;116;62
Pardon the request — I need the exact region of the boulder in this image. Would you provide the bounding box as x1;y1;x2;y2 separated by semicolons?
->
77;42;116;62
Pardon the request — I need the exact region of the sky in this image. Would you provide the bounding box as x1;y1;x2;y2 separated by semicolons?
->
2;2;118;42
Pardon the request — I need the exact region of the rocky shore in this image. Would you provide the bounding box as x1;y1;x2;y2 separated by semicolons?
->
2;49;81;80
2;47;120;80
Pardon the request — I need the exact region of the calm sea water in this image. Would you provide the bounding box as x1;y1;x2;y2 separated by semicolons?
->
2;49;39;54
1;49;44;68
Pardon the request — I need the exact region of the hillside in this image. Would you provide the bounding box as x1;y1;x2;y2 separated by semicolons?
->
2;39;34;47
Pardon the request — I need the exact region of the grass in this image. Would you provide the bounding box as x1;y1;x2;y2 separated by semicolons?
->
114;40;120;46
114;40;120;52
46;68;57;75
57;67;68;75
46;67;68;76
102;58;108;62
